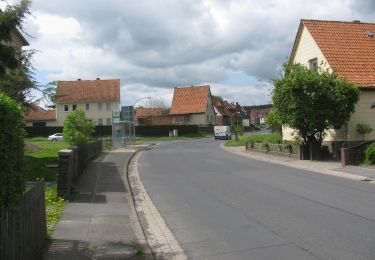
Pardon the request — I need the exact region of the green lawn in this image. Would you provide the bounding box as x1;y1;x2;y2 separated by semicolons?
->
24;138;69;181
45;184;66;236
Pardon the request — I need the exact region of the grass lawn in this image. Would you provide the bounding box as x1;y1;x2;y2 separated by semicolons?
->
24;137;69;181
225;133;282;147
135;132;212;143
45;184;66;236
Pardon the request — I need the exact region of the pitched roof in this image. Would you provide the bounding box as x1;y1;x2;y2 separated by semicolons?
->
55;79;120;103
25;104;56;121
169;85;211;115
292;19;375;87
135;108;163;118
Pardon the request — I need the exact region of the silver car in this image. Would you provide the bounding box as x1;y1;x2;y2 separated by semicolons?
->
48;133;63;141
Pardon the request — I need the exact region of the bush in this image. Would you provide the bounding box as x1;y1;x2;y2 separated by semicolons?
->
63;109;95;146
364;143;375;165
0;93;25;209
235;124;244;136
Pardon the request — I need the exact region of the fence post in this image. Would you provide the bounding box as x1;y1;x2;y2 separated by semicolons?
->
341;148;349;167
297;145;304;160
57;149;74;199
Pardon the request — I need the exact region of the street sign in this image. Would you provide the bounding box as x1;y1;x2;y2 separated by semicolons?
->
112;110;120;123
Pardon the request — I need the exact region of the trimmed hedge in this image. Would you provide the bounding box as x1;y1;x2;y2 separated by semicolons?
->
0;93;25;209
25;125;200;137
136;125;199;136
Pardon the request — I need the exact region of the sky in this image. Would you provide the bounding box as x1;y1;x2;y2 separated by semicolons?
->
3;0;375;107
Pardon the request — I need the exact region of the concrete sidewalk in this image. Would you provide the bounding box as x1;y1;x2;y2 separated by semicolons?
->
43;148;153;260
221;144;375;183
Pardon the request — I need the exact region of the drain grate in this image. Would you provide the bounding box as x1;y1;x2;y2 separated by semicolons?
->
361;178;374;182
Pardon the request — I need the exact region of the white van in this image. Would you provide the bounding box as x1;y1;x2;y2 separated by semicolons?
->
214;126;232;140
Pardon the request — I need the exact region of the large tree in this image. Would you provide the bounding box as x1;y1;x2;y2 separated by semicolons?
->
0;0;35;105
272;63;359;147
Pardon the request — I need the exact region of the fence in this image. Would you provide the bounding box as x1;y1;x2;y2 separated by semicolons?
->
246;141;298;158
1;180;47;260
58;140;102;198
341;141;374;166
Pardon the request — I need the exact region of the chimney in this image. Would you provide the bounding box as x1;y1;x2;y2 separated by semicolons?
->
77;78;81;81
96;78;100;80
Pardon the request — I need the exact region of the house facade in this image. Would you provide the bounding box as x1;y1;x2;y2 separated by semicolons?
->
55;79;120;126
247;105;272;125
169;85;215;126
284;19;375;142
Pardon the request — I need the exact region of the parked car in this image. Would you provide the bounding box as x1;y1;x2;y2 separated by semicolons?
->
214;126;232;140
48;133;63;141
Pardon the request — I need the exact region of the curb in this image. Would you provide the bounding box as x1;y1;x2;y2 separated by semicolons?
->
220;143;375;184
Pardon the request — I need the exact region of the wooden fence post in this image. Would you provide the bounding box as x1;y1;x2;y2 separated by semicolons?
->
341;148;349;167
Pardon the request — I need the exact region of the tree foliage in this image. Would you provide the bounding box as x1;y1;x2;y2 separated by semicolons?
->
0;92;25;209
265;111;282;133
0;0;36;105
272;63;359;145
356;123;372;140
63;110;95;146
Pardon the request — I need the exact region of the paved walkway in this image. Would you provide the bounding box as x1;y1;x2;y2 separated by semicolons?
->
221;144;375;183
43;148;153;260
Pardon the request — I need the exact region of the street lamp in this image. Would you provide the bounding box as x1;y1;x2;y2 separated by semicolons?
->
132;97;151;143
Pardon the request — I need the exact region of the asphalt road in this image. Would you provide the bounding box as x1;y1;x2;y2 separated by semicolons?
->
138;138;375;260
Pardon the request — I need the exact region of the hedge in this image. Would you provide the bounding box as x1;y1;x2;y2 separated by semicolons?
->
0;93;24;209
24;125;200;137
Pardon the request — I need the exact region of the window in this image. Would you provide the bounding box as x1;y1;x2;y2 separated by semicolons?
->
64;104;69;112
98;118;103;125
86;103;89;110
207;115;209;122
98;103;103;111
32;121;46;127
211;115;214;122
309;58;318;72
106;118;111;125
106;103;111;111
72;104;77;111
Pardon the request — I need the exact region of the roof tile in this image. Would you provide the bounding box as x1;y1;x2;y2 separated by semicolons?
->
55;79;120;103
302;20;375;87
169;85;211;115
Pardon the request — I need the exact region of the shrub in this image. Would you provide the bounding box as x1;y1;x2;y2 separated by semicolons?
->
364;143;375;165
235;124;244;136
262;142;270;151
356;123;373;140
0;93;25;209
63;109;95;146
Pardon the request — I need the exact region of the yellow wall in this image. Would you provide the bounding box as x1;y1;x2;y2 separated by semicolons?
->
56;101;119;126
283;25;372;142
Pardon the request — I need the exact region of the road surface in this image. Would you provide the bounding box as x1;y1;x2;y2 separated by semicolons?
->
137;138;375;260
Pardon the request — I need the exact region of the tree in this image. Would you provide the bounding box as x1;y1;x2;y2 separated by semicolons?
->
145;97;170;115
0;92;25;209
0;0;36;105
356;123;372;140
265;111;282;134
272;63;359;149
63;110;95;146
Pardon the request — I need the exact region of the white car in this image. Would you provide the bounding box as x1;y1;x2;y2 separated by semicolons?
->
48;133;63;141
214;126;232;140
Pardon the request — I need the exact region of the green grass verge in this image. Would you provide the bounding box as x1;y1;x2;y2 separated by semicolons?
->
225;133;282;147
24;139;69;181
45;185;66;236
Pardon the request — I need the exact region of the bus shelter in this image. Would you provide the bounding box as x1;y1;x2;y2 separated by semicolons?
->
111;120;134;149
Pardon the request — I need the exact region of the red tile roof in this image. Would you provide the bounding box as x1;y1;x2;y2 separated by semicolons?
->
292;19;375;87
135;108;163;118
55;79;120;103
169;85;211;115
25;104;56;121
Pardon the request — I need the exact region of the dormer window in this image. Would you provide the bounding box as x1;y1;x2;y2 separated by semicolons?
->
309;58;318;72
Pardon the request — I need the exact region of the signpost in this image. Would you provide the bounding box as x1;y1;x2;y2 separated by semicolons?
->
112;110;120;124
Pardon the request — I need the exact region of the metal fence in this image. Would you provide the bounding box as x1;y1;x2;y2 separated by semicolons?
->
0;180;47;260
347;141;373;165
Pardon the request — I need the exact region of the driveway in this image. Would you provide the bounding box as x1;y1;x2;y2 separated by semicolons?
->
137;138;375;260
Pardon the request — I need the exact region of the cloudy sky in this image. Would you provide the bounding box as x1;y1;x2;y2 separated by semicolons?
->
4;0;375;107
